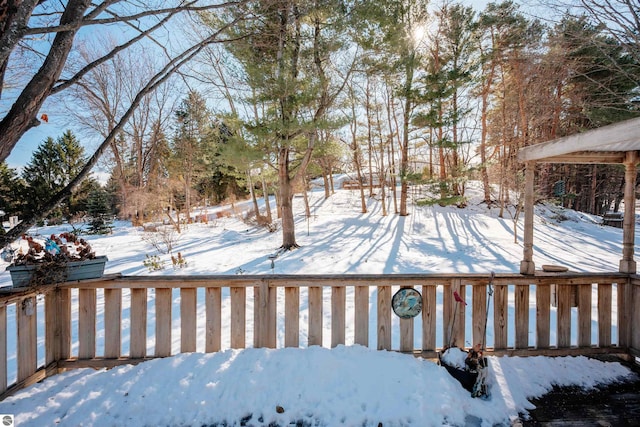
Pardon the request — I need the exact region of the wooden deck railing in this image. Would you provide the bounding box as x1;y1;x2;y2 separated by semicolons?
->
0;272;637;400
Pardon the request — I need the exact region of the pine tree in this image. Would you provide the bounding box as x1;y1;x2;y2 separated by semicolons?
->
0;162;26;224
86;188;114;234
22;130;92;220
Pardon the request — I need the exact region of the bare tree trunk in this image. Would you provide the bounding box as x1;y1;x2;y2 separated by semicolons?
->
0;0;92;162
303;176;311;217
323;173;330;199
278;148;298;249
366;78;374;198
248;171;260;218
262;173;272;223
348;83;367;213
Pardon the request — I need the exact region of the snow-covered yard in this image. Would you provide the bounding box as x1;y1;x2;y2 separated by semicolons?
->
0;182;637;426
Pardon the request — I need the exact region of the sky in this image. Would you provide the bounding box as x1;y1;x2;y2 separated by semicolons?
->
0;180;637;426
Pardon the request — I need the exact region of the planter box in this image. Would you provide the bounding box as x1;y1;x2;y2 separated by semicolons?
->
6;256;108;287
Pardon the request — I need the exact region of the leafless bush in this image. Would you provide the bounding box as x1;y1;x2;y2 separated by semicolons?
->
141;225;180;254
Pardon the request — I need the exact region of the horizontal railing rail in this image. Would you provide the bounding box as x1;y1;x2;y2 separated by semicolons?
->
0;272;633;400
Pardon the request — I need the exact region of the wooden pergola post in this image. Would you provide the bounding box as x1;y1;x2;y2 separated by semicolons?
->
619;151;638;274
520;161;536;275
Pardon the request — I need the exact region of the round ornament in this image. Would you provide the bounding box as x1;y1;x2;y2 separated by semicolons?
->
392;288;422;318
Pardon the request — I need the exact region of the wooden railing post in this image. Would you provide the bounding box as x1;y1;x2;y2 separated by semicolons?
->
308;286;323;347
155;288;173;356
494;284;508;350
515;285;529;349
45;289;60;365
104;288;121;358
377;285;391;350
180;288;197;353
331;286;346;348
422;285;436;351
254;280;269;348
17;296;37;382
598;283;612;347
230;287;246;349
632;279;640;351
354;285;368;346
618;278;632;349
0;304;6;395
130;288;147;358
206;287;221;353
78;289;96;359
472;284;487;349
577;284;592;347
536;284;550;349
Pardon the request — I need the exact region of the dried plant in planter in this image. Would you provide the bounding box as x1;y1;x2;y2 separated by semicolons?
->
10;233;98;286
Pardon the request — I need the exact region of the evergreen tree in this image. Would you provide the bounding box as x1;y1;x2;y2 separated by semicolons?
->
86;187;114;234
216;0;351;249
171;90;216;218
0;162;26;222
22;130;92;220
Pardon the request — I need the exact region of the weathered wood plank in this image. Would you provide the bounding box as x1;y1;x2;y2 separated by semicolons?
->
618;281;632;347
268;285;277;348
452;281;465;348
598;283;612;347
515;285;529;349
230;287;246;349
61;272;627;291
285;287;299;348
443;282;452;347
206;287;221;353
155;288;172;357
494;285;508;350
377;286;391;350
331;287;346;348
633;283;640;350
130;288;147;358
354;285;368;346
0;305;6;394
254;283;266;348
472;284;487;348
308;286;322;347
578;284;592;347
536;284;551;349
78;289;96;359
45;291;58;365
17;296;37;382
58;288;71;360
180;288;197;353
422;285;436;351
104;288;121;358
400;316;413;352
397;285;416;352
557;285;572;348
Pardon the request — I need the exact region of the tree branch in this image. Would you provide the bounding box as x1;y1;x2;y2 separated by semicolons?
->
0;14;247;247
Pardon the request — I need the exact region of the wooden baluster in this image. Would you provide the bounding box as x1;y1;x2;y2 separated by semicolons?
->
130;288;147;358
377;286;391;350
308;286;323;347
598;283;612;347
104;288;121;358
354;285;369;346
331;286;346;348
206;287;221;352
285;287;299;348
578;284;592;347
230;287;246;349
78;289;96;359
536;284;551;349
422;285;436;351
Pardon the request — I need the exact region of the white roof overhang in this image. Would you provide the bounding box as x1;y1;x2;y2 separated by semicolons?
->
517;117;640;164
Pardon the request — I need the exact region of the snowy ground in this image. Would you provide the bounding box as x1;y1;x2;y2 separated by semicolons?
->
0;181;637;426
